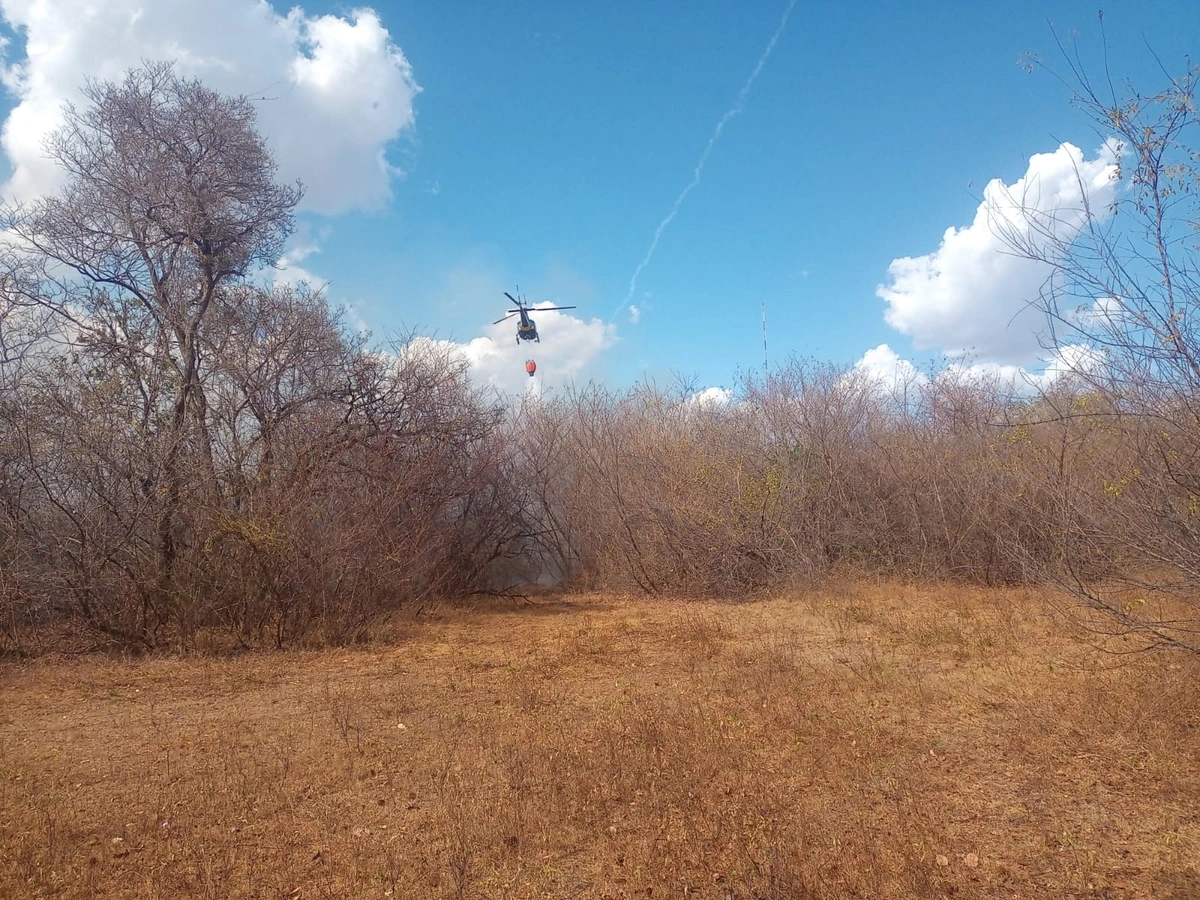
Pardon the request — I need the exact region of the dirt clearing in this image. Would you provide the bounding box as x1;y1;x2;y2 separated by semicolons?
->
2;581;1198;898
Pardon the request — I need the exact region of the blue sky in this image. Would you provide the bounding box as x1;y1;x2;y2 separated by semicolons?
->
1;0;1197;396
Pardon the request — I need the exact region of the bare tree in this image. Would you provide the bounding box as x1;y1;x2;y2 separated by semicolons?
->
997;30;1200;650
0;264;59;650
1;61;301;643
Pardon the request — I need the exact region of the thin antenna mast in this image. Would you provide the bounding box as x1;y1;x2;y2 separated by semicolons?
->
761;298;768;375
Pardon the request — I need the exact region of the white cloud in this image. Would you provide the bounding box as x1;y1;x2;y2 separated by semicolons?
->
0;0;419;214
628;304;641;325
856;342;1102;400
436;304;617;397
274;234;327;288
877;142;1119;366
685;386;734;407
1033;342;1104;387
1071;295;1126;332
938;359;1034;392
854;343;928;394
943;346;1102;392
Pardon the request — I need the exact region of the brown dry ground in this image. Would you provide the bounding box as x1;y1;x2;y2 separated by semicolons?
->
1;580;1199;900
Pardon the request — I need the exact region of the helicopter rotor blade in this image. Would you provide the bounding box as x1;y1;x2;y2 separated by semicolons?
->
493;313;516;324
504;291;519;304
535;305;577;312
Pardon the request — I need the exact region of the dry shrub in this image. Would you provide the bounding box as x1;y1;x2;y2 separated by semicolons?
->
529;363;1081;597
183;336;529;647
532;384;803;596
4;309;531;649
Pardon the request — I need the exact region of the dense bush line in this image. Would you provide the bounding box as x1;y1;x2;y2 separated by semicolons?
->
0;332;1155;650
2;59;1198;652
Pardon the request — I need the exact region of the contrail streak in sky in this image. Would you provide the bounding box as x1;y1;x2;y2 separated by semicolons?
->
613;0;797;321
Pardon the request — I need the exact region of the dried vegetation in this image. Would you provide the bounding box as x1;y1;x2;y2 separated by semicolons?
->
3;582;1198;898
3;49;1200;900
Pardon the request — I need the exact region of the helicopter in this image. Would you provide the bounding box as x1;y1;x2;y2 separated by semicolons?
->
494;291;576;345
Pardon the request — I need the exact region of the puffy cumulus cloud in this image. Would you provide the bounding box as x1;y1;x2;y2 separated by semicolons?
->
445;305;617;397
877;142;1119;365
862;343;1103;398
1032;342;1104;387
0;0;418;214
854;343;929;394
949;344;1103;392
685;386;734;407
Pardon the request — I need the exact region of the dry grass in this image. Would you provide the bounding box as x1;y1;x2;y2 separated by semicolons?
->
2;581;1198;899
